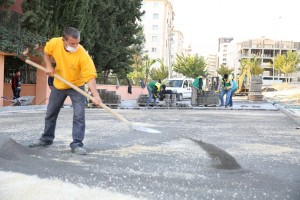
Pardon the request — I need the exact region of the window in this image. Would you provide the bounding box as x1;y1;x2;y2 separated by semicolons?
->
223;58;227;61
152;36;158;42
166;80;183;87
223;54;227;57
152;48;157;52
4;56;36;84
153;13;159;19
183;80;188;88
152;25;158;30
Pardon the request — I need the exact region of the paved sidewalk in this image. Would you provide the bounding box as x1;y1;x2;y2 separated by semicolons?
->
118;97;278;111
0;103;299;199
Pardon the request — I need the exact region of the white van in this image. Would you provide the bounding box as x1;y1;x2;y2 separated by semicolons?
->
165;78;194;100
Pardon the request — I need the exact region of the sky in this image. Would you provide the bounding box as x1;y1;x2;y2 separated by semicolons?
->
173;0;300;57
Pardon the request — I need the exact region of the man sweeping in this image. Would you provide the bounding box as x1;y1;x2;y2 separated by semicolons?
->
29;27;101;155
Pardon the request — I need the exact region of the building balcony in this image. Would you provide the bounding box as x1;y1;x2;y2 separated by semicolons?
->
240;44;299;51
262;63;272;68
239;54;250;59
261;54;274;59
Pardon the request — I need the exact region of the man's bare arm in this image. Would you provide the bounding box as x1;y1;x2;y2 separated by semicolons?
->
44;53;55;77
87;78;102;106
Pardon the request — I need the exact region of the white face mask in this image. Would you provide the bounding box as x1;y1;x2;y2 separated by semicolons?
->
65;45;78;52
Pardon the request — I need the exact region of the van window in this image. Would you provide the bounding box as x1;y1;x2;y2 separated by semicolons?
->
166;80;183;87
183;80;188;88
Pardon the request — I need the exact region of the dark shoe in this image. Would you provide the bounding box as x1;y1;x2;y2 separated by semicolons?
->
72;146;87;155
225;106;228;108
29;140;52;148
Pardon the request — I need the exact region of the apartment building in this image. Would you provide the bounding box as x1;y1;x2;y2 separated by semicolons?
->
226;43;239;77
170;30;184;77
217;37;234;68
206;54;218;76
237;37;300;84
141;0;174;76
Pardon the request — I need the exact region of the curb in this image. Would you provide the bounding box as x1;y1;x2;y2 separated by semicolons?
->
0;105;47;113
273;103;300;126
117;105;279;111
0;103;279;112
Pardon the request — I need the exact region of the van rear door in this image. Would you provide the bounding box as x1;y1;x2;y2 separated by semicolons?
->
182;80;192;98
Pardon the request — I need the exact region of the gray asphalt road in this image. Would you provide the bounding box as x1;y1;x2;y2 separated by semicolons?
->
0;107;300;199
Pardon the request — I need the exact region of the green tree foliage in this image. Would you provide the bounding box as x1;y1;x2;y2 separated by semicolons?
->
150;59;168;81
240;56;264;76
19;0;144;82
0;27;47;56
127;54;156;85
127;54;146;85
126;28;146;84
173;54;207;78
217;64;234;77
142;55;156;85
0;0;15;9
248;56;264;75
0;1;47;58
274;51;300;82
0;0;15;24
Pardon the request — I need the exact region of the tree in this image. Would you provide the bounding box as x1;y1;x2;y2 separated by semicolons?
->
0;27;47;57
150;59;168;81
91;0;145;81
127;54;156;85
143;55;156;84
217;64;234;77
20;0;145;82
274;51;300;82
127;53;145;86
0;0;15;9
0;1;47;57
240;56;264;76
0;0;15;24
248;56;264;75
173;54;207;78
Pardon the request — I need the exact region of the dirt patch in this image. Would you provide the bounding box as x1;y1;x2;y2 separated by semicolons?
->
264;83;300;105
0;135;39;160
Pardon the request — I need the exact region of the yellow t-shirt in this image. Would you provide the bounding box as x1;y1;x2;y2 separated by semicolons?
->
44;37;97;90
